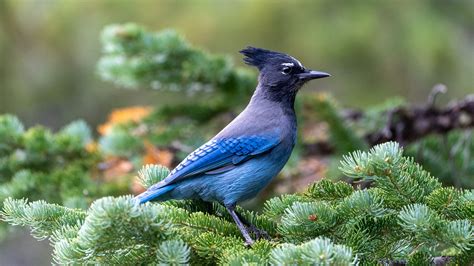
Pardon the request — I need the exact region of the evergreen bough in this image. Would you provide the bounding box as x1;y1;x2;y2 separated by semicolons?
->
2;142;472;265
0;115;127;239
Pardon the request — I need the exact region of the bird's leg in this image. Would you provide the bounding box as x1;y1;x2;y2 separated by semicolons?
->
225;205;254;246
235;211;271;240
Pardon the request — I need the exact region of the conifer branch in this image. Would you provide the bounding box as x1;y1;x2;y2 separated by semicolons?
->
2;142;472;264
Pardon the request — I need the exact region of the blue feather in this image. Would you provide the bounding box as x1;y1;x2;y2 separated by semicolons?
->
135;184;176;204
159;135;280;188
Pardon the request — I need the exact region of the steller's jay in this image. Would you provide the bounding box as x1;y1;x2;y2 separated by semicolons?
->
136;47;330;245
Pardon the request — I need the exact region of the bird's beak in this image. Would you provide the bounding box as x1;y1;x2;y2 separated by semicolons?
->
297;69;331;81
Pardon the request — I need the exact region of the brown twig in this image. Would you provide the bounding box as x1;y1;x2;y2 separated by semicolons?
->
305;88;474;156
366;93;474;146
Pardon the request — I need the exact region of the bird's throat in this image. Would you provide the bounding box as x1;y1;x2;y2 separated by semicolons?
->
251;84;298;110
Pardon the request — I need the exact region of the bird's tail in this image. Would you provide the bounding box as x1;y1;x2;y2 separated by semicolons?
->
135;185;176;204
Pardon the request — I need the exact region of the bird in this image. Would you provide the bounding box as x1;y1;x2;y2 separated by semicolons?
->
135;46;330;245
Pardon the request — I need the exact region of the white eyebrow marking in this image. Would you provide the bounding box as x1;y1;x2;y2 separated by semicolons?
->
281;62;294;67
290;56;303;68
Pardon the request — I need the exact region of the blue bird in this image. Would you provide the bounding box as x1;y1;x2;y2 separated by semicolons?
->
136;47;330;245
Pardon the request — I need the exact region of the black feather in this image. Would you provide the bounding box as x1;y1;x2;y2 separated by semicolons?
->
239;46;290;70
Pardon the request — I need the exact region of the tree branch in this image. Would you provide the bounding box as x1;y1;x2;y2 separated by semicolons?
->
366;93;474;146
304;91;474;156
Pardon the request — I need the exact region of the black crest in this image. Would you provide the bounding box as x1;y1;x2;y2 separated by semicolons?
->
239;46;291;70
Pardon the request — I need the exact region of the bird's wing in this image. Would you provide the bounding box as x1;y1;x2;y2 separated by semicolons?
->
147;135;280;190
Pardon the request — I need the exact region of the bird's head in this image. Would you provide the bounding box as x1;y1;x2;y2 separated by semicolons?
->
240;46;330;102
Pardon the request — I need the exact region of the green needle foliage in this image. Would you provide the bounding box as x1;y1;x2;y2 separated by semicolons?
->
2;142;472;265
98;23;255;95
406;130;474;188
0;114;126;207
0;115;127;239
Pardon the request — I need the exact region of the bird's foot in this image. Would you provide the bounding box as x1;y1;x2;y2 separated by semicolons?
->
244;239;255;247
234;210;271;241
247;224;271;241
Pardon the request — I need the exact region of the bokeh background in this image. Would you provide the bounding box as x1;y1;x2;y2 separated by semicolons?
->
1;0;473;131
0;0;473;265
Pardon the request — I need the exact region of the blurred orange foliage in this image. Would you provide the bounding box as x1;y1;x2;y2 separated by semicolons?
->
143;141;173;167
98;106;153;135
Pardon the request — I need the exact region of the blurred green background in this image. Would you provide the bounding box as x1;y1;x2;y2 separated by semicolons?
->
1;0;473;132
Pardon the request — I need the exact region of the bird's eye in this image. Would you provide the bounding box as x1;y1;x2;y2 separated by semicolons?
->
282;66;292;75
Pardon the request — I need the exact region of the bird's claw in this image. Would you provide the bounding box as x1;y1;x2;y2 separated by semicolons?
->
247;224;271;241
244;239;255;247
242;225;270;247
